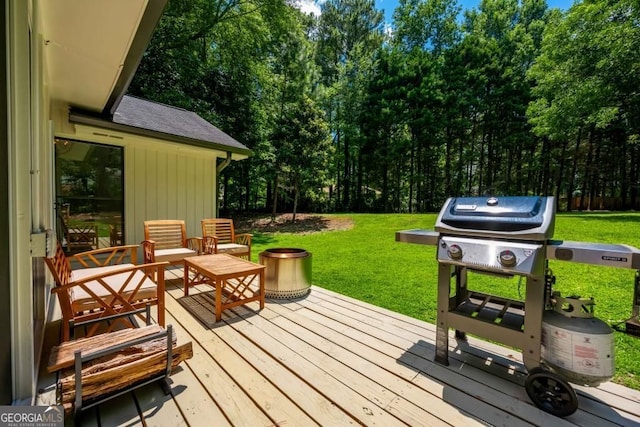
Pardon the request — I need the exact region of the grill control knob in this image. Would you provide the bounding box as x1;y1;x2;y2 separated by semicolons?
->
499;250;517;267
448;244;463;260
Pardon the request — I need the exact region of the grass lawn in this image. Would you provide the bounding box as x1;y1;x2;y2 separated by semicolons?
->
246;212;640;391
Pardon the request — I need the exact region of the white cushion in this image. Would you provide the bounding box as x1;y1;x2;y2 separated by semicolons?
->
69;264;158;313
154;247;197;263
216;243;249;255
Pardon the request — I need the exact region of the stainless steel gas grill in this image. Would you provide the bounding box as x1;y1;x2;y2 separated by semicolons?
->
397;196;640;417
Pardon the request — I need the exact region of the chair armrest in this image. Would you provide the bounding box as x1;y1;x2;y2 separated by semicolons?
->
235;233;252;246
141;240;156;263
202;236;219;254
185;237;203;254
71;245;139;268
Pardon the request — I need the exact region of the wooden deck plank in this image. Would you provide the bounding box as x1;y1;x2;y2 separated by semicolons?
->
250;304;454;426
163;295;281;426
133;380;188;427
94;392;142;427
211;315;360;426
268;296;539;427
228;308;411;425
152;312;230;427
303;287;640;426
266;305;486;427
164;284;317;426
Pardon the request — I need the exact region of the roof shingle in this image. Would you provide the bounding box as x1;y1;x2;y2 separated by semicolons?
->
112;95;249;152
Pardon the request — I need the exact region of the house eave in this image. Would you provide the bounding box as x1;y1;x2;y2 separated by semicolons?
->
103;0;167;115
39;0;168;113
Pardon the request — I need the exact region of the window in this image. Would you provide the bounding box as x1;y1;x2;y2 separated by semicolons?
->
54;138;124;252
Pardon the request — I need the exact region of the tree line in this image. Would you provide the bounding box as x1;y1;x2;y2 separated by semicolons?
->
129;0;640;214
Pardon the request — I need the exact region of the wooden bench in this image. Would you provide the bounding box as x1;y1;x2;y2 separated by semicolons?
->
142;219;201;265
44;241;167;341
201;218;252;260
47;308;193;423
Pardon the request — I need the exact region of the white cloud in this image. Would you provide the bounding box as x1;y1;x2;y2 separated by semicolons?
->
294;0;322;16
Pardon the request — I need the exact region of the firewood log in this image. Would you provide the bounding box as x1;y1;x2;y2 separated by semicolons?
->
57;341;193;413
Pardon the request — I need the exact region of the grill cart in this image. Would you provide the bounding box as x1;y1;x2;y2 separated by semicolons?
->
397;196;640;417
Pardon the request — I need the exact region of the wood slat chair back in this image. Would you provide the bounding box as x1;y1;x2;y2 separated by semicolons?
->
44;240;167;341
144;220;187;249
201;218;252;260
142;220;200;264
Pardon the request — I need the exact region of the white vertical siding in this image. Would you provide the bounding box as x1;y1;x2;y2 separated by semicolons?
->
8;0;36;402
126;143;217;245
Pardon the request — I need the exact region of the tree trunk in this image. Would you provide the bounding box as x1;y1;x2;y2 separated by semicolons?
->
292;177;299;222
580;127;595;210
567;128;582;212
271;175;279;221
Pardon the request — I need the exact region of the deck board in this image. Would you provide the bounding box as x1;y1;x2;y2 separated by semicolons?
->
38;268;640;426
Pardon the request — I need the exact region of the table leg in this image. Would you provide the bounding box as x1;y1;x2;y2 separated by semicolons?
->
215;277;223;322
259;271;265;309
184;263;190;296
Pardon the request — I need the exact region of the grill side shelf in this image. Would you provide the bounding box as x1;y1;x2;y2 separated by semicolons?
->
547;240;640;269
395;229;439;246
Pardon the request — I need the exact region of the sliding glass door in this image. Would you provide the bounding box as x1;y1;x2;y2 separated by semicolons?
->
54;138;124;253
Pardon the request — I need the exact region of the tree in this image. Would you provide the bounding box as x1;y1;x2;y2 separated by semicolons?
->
315;0;384;210
528;0;640;209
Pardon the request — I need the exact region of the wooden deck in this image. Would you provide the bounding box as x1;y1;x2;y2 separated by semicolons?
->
37;268;640;426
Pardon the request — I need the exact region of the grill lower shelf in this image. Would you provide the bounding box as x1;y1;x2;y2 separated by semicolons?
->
454;292;525;331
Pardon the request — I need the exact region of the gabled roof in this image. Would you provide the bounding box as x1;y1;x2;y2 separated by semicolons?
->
69;95;251;157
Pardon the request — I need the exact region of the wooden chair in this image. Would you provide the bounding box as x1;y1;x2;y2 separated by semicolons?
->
109;223;123;246
201;218;252;260
142;220;201;265
44;241;168;341
58;214;99;253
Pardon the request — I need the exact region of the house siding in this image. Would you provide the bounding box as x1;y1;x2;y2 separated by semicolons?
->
7;0;51;403
127;142;217;245
1;0;13;405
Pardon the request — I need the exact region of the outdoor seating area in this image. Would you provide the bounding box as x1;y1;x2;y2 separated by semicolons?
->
36;268;640;426
35;217;640;425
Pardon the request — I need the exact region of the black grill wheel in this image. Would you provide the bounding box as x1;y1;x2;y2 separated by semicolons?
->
525;367;579;417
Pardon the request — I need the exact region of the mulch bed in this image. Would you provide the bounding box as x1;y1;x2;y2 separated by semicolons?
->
233;213;353;234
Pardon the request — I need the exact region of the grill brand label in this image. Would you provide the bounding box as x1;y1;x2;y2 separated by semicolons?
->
601;256;627;263
455;204;477;211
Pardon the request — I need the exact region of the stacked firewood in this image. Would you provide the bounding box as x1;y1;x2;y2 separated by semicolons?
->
48;325;193;414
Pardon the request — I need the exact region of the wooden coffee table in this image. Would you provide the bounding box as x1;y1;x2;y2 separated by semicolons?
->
184;254;265;322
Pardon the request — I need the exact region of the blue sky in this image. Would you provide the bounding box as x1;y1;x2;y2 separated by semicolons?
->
375;0;575;24
296;0;576;23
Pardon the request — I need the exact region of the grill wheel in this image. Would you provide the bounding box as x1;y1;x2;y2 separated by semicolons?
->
525;367;579;417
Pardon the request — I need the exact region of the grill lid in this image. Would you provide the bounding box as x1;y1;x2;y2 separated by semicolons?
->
435;196;556;240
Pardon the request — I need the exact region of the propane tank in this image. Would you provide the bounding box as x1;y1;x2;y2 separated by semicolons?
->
541;292;615;387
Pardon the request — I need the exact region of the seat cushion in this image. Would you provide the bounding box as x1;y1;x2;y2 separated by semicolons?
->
216;243;249;255
70;264;158;313
154;247;197;263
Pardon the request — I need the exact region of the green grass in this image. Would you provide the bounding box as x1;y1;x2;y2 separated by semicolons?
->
247;212;640;390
